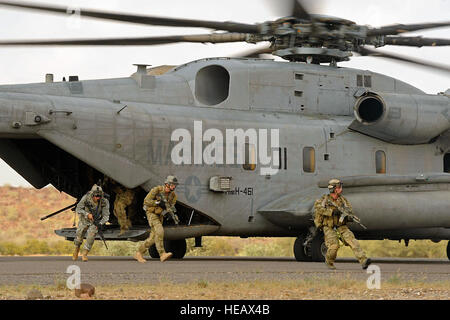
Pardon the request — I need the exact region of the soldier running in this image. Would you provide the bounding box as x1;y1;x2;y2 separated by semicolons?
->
72;184;110;262
104;177;136;236
134;175;179;263
114;186;135;236
313;179;371;270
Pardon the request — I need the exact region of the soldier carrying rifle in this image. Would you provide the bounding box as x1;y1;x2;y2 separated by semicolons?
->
134;175;179;263
313;179;371;270
73;184;110;262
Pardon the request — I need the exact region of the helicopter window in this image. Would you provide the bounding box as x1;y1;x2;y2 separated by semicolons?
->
295;73;304;80
357;75;363;87
376;150;386;174
295;91;303;97
444;154;450;173
303;147;315;173
243;143;256;171
364;76;372;88
195;65;230;106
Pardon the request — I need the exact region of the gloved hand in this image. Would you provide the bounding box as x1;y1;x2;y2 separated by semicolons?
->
159;201;167;210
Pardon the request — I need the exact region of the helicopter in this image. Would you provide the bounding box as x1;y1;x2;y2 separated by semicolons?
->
0;0;449;262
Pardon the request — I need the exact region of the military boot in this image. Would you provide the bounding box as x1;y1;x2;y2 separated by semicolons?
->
134;251;147;263
81;249;89;262
362;258;372;270
160;252;173;262
325;258;336;270
72;246;80;261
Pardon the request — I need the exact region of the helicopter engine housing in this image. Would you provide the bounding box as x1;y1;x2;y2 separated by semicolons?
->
349;92;450;144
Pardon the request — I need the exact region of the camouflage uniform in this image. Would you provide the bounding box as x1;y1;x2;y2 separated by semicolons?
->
313;193;368;267
137;185;177;256
113;186;135;234
74;190;110;252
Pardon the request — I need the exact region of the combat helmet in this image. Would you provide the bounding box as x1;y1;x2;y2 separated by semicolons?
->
91;184;104;197
165;175;179;186
328;179;342;193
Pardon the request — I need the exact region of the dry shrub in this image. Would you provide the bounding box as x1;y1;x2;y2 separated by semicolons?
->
186;237;237;256
339;239;447;259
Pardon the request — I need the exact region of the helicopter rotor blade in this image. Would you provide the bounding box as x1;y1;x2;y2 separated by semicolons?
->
0;1;260;33
271;0;326;20
367;22;450;36
384;36;450;47
233;46;274;58
291;0;312;20
0;33;250;46
356;46;450;73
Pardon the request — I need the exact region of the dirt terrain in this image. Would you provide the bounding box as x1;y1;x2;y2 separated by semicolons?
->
0;256;449;300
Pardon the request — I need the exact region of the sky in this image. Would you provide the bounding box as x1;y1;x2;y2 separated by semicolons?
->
0;0;449;187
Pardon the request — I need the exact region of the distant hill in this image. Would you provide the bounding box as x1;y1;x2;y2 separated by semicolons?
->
0;185;76;242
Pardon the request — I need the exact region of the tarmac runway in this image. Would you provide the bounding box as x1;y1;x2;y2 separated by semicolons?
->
0;256;448;286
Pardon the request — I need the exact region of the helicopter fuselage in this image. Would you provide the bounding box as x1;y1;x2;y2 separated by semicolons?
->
0;57;449;242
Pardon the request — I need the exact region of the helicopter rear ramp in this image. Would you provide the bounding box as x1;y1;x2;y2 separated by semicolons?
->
55;224;220;242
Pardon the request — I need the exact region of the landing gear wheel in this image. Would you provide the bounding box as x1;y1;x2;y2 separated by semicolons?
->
293;235;312;262
148;245;160;259
447;241;450;261
311;234;327;262
165;239;187;259
148;239;187;259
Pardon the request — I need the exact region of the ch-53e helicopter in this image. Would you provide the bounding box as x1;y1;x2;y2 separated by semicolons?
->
0;0;449;261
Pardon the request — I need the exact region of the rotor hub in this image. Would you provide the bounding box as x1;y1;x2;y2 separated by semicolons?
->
273;47;353;63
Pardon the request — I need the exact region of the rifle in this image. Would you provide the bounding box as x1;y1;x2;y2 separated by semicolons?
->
158;192;179;225
92;193;109;250
40;202;77;221
327;199;368;230
347;214;367;230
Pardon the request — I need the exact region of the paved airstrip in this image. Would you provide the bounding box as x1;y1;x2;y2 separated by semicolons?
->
0;256;448;285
